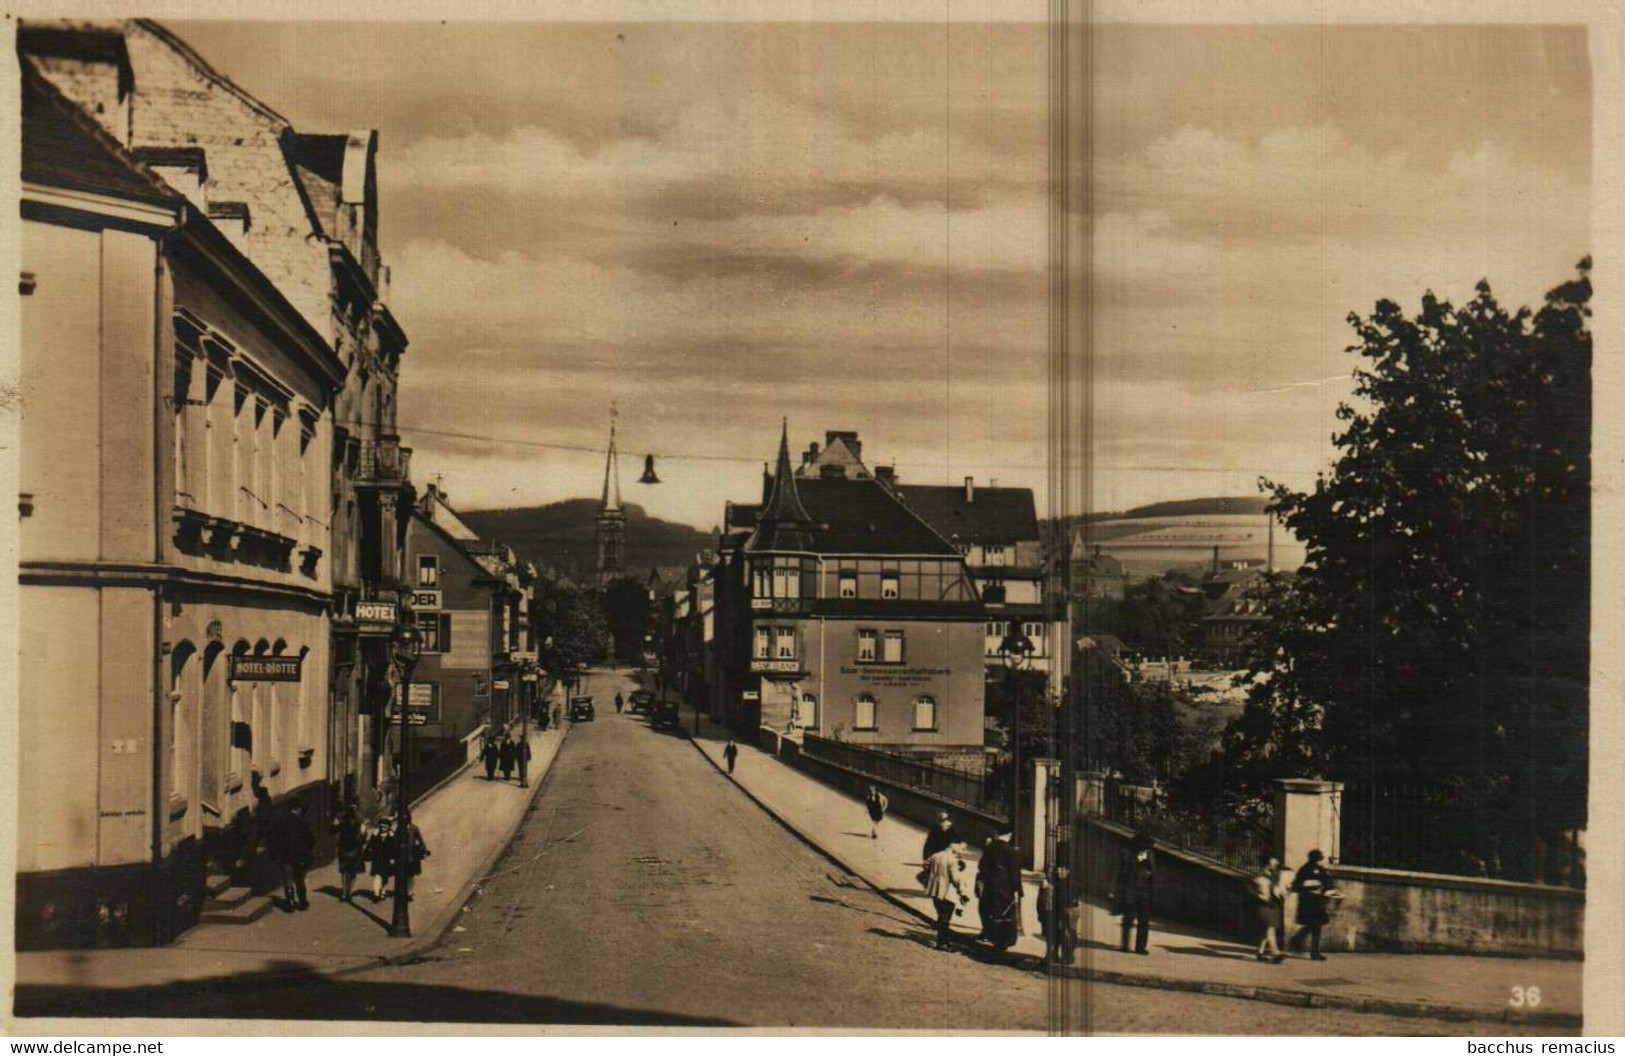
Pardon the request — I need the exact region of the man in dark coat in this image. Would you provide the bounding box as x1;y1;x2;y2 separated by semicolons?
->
723;740;739;774
922;812;959;859
399;814;431;902
615;692;624;714
499;737;517;781
482;738;500;780
976;823;1024;958
1116;832;1156;954
331;802;365;903
270;800;316;912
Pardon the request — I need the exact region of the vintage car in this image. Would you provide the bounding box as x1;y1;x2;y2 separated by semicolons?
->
628;688;656;714
650;699;682;730
569;696;595;722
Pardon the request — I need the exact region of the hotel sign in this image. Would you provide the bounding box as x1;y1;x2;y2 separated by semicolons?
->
355;599;398;634
229;655;302;682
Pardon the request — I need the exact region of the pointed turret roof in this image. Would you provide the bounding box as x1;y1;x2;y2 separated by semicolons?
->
761;420;812;524
600;411;623;515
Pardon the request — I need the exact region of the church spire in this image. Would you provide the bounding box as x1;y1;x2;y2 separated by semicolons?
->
762;418;811;524
600;406;622;514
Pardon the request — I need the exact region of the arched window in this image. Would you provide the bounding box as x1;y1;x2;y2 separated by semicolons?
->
201;642;226;800
854;693;877;731
796;693;818;730
912;695;937;732
229;641;252;784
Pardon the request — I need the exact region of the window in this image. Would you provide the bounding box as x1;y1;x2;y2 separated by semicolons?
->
839;574;857;599
753;565;770;598
418;612;451;653
986;620;1008;637
881;574;900;599
854;693;877;731
775;626;796;660
773;563;799;599
754;626;771;659
857;629;877;662
418;555;439;588
913;695;938;731
984;545;1009;566
1023;622;1046;651
797;693;818;729
882;630;905;664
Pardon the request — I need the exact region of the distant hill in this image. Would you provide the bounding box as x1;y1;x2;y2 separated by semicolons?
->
1110;495;1272;521
1046;495;1303;579
459;499;715;584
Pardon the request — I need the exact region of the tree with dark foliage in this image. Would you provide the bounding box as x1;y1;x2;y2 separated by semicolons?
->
1224;261;1590;882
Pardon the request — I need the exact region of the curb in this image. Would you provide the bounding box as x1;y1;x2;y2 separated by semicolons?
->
370;724;570;969
680;725;1581;1031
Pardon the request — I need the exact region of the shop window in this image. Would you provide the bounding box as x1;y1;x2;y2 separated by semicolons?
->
854;693;877;731
856;629;877;663
913;695;938;731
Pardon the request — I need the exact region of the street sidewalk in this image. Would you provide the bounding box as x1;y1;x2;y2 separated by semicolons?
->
677;702;1581;1029
16;714;569;993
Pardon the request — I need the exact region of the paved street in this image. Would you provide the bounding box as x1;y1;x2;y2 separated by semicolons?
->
13;669;1569;1034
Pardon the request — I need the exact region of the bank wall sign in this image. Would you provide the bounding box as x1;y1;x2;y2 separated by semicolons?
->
230;655;303;682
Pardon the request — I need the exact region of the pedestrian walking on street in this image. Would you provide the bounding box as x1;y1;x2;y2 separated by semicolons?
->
269;800;315;912
331;801;365;903
615;692;624;714
482;738;500;781
1251;853;1287;963
923;844;970;949
553;705;561;728
723;740;739;774
976;823;1024;959
499;736;517;782
1289;849;1336;960
864;785;889;840
538;706;550;732
398;814;431;902
1115;832;1156;955
366;816;396;901
923;812;959;860
1038;860;1079;965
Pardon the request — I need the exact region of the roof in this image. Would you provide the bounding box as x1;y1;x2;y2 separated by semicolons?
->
895;484;1039;546
21;63;179;207
748;474;961;556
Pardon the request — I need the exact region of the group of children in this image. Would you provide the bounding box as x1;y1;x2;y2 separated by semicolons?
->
331;803;432;904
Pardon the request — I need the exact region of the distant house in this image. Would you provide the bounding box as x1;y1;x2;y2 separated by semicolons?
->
1070;541;1128;600
1202;575;1279;664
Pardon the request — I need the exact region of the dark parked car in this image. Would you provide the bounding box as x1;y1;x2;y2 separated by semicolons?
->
651;700;682;730
570;696;595;722
628;689;655;714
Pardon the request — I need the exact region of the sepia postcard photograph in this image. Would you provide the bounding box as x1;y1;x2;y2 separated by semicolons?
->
1;0;1621;1039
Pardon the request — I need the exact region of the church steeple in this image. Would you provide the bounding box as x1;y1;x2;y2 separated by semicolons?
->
762;419;812;524
596;406;626;584
600;410;623;514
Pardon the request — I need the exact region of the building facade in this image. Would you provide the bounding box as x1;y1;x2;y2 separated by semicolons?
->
714;427;989;762
403;485;537;791
17;58;345;947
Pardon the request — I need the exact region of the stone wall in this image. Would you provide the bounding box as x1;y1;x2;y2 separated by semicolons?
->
1321;865;1584;958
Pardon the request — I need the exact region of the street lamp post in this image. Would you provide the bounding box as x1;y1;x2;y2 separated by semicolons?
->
998;621;1036;834
519;666;536;788
388;619;423;939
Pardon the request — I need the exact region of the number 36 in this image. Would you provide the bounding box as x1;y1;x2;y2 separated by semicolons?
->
1510;986;1542;1008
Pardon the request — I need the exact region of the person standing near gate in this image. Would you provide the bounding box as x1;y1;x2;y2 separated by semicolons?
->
976;823;1024;960
864;785;889;840
1115;831;1156;955
1289;849;1335;960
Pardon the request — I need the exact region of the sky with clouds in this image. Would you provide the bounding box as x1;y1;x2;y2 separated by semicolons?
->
170;17;1590;528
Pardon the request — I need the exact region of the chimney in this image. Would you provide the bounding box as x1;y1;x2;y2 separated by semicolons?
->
964;476;975;503
875;465;896;486
762;462;773;504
